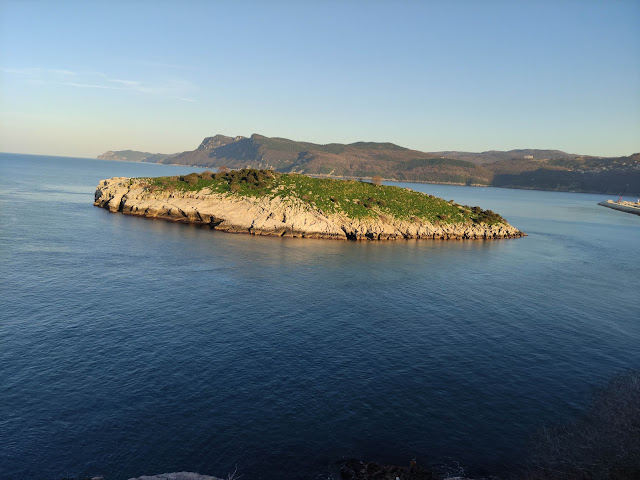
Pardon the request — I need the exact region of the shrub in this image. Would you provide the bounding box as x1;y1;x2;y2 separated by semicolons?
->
526;370;640;480
183;173;200;184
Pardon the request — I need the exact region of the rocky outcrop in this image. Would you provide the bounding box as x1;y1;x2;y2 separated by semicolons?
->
94;177;525;241
198;135;246;150
128;473;222;480
341;459;436;480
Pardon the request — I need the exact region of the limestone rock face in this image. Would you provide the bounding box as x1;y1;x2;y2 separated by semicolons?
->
198;134;245;150
94;177;525;241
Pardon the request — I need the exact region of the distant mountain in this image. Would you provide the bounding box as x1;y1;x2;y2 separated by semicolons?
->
429;149;580;165
487;153;640;194
157;134;495;185
97;135;640;195
97;150;175;163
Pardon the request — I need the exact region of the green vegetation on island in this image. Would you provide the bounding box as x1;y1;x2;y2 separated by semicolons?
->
143;169;506;225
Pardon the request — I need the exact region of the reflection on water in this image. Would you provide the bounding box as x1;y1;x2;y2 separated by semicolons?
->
0;154;638;480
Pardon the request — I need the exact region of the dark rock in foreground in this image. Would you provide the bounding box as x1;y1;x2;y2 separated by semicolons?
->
341;459;436;480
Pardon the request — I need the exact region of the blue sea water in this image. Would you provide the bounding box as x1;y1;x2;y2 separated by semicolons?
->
0;153;638;480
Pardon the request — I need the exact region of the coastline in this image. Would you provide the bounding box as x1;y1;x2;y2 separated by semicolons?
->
93;176;526;241
126;162;640;196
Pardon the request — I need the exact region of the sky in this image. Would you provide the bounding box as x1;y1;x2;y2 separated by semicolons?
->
1;0;639;158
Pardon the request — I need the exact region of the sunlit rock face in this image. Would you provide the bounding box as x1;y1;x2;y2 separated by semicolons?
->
94;177;526;241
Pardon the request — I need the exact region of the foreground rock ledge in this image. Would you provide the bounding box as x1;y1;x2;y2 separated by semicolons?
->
94;177;526;241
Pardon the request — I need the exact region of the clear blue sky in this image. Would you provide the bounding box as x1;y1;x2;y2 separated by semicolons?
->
1;0;638;157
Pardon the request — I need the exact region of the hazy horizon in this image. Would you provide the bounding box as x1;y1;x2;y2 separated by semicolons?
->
2;134;639;160
1;1;639;158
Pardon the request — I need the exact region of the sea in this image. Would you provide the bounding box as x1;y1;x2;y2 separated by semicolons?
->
0;153;638;480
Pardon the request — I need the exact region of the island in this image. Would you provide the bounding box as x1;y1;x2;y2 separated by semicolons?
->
94;169;525;241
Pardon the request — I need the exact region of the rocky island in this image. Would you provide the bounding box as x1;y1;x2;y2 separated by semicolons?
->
94;169;525;240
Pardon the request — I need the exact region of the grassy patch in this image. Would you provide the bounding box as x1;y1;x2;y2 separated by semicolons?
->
138;169;506;224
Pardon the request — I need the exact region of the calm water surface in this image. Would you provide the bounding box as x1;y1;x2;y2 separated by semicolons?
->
1;154;638;480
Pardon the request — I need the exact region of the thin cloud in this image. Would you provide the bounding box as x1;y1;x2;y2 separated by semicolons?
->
171;96;197;103
140;61;198;71
3;66;198;101
48;69;77;76
1;67;78;76
108;78;141;87
1;67;38;75
64;82;124;90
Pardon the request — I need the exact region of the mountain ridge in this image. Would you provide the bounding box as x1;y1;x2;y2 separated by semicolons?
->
97;134;640;195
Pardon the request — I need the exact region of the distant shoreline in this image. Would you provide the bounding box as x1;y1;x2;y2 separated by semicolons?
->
1;151;637;197
92;133;640;196
133;162;640;197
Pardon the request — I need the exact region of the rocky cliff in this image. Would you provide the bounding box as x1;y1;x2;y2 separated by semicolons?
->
94;173;525;241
